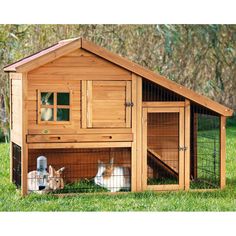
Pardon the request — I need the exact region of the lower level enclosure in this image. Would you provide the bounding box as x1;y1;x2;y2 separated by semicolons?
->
28;147;131;193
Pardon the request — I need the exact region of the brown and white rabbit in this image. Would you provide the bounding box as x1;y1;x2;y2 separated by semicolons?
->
94;158;131;192
27;165;65;193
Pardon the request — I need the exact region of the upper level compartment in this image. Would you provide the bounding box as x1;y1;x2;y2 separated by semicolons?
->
27;48;132;135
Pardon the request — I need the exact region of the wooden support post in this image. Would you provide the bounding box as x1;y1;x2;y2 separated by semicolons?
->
136;75;142;191
184;99;190;190
142;108;148;190
9;76;13;182
131;74;137;191
220;116;226;189
21;73;28;196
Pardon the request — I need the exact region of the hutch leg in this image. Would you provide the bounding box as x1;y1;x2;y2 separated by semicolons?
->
220;116;226;189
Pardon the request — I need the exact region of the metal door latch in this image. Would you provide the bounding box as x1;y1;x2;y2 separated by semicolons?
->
125;102;134;107
179;146;188;151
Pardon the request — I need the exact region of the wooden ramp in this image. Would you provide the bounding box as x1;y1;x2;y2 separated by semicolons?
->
147;148;178;178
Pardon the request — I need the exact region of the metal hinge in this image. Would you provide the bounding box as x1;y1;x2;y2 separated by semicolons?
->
125;102;134;107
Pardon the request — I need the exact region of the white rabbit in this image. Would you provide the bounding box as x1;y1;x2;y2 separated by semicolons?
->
94;158;131;192
27;165;65;194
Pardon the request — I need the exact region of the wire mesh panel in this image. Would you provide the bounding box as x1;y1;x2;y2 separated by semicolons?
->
143;79;185;101
28;148;131;194
190;104;220;189
147;112;179;185
12;143;21;188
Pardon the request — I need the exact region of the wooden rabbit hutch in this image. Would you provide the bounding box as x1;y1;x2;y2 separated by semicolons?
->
4;38;233;195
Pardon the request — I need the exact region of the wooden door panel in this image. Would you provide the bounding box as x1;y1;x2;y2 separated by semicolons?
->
87;81;132;128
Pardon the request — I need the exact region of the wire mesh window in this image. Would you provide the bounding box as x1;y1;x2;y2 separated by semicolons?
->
147;112;179;185
190;104;220;189
28;148;131;193
12;143;21;188
142;79;185;101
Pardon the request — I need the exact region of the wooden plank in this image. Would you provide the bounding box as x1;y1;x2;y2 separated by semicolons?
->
142;108;148;190
10;131;22;146
147;148;178;177
220;116;226;189
81;81;87;129
28;142;132;149
142;102;185;107
147;107;181;113
28;74;131;81
9;72;22;80
184;99;191;190
126;81;132;128
27;133;133;143
29;64;130;76
147;184;180;191
21;73;28;196
136;75;143;191
179;107;185;190
9;76;12;131
9;76;13;183
131;75;137;191
82;39;233;117
92;122;126;128
87;81;93;128
28;128;132;135
16;38;82;72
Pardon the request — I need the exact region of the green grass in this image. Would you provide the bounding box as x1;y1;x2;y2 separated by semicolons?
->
0;126;236;211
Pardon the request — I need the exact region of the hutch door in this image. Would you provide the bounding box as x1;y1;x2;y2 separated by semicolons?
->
142;106;185;191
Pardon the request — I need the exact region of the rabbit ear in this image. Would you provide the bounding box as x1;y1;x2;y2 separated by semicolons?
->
49;165;55;176
110;158;114;165
57;167;65;174
98;160;104;165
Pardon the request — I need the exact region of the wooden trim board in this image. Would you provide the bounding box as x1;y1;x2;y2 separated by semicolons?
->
21;73;28;196
136;75;143;191
27;133;133;143
131;74;137;191
184;99;191;190
28;142;132;149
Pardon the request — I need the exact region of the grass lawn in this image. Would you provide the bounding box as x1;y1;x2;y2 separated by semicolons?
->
0;126;235;211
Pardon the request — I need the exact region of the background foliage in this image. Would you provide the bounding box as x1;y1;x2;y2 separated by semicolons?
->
0;24;236;140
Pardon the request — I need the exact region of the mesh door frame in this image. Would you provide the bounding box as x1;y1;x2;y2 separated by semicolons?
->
142;106;185;191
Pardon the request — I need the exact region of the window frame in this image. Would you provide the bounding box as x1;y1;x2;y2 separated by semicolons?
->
37;90;72;124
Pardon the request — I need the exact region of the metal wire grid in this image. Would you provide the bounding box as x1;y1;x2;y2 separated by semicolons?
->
142;79;185;101
28;148;131;193
12;143;21;188
147;112;179;185
190;104;220;189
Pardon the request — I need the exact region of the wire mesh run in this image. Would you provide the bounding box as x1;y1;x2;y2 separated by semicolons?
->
190;104;220;189
12;143;21;188
147;112;179;185
28;148;131;194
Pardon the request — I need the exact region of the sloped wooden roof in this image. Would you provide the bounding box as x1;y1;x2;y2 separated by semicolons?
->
4;37;233;116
